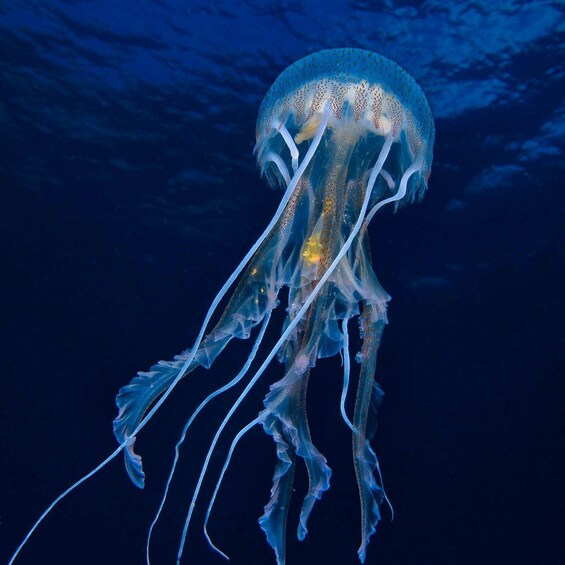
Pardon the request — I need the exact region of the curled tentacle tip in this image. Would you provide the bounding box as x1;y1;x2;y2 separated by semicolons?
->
297;525;307;541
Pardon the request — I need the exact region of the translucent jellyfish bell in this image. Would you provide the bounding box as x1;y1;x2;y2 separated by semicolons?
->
255;48;434;212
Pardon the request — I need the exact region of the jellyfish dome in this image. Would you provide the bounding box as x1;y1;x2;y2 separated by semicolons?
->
256;47;434;207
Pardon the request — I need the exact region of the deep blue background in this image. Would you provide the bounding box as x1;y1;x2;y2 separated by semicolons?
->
1;1;564;564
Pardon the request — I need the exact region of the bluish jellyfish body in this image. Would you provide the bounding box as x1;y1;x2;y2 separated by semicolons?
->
10;48;434;565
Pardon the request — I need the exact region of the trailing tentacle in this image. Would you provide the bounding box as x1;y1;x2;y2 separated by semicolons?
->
259;410;297;565
259;361;332;562
292;372;332;542
113;352;198;488
353;305;386;563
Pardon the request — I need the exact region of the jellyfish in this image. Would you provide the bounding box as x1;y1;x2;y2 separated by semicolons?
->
10;48;434;565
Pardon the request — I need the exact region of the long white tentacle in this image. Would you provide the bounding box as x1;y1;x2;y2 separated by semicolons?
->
365;161;420;225
146;313;272;564
204;416;263;560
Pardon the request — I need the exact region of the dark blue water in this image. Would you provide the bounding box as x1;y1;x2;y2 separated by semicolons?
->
2;1;563;564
